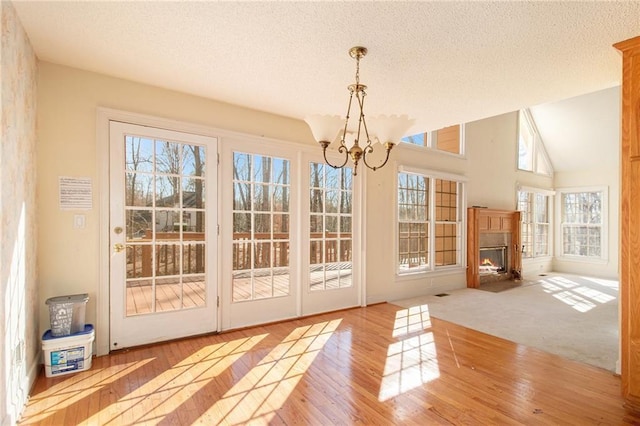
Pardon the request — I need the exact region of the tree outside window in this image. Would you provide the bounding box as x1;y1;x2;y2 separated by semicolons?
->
560;189;605;259
398;171;464;274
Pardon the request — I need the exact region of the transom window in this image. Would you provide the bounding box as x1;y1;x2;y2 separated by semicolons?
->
518;109;553;176
558;188;607;259
401;124;464;155
397;170;464;274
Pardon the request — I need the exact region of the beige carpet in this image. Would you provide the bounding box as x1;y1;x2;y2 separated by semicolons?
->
392;273;619;372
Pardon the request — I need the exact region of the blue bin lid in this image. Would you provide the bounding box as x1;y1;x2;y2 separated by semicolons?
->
46;293;89;305
42;324;94;340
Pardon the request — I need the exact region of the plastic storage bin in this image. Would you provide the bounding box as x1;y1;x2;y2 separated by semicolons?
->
42;324;94;377
46;293;89;337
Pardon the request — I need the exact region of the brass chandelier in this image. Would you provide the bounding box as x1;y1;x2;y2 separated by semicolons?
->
305;46;414;176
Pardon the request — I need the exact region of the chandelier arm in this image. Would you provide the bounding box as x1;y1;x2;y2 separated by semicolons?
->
362;143;394;172
321;141;350;170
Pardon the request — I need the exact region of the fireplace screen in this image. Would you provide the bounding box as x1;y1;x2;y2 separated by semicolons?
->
479;246;507;275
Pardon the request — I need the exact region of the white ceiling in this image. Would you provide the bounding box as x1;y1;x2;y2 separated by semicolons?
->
11;1;639;167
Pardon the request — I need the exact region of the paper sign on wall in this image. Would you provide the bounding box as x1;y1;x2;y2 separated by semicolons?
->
59;177;92;210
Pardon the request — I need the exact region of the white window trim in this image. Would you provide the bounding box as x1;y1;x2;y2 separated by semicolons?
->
555;185;609;263
395;166;467;277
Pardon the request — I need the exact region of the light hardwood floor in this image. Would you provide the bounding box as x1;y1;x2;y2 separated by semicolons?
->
20;303;640;425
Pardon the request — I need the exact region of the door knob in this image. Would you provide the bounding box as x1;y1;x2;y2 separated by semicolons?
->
113;243;125;253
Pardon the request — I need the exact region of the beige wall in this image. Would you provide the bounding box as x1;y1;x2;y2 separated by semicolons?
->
1;2;39;423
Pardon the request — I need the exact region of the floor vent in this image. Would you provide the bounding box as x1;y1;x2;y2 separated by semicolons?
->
434;293;450;297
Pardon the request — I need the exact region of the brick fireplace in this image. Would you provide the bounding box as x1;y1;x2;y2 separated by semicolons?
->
466;207;522;288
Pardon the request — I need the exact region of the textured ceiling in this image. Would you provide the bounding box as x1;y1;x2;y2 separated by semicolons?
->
12;1;640;136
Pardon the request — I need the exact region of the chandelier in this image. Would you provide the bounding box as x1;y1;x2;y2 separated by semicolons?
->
305;46;414;176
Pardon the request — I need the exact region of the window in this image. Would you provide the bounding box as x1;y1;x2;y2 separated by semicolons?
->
397;170;464;274
517;189;552;259
558;188;607;260
401;124;464;155
518;110;553;176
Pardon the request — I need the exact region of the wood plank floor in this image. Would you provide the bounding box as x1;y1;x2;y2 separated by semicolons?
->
19;303;640;425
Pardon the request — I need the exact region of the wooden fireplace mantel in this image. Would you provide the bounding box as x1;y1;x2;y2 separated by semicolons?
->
466;207;522;288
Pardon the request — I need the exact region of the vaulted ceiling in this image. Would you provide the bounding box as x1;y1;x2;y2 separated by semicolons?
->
12;1;639;168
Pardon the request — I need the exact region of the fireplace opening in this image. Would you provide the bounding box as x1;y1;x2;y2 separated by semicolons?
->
479;246;507;275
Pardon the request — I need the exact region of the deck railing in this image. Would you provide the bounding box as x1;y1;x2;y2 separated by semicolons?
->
127;231;358;277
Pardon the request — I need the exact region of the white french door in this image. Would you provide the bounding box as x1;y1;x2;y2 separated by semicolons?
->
301;160;361;315
220;137;298;329
109;121;218;350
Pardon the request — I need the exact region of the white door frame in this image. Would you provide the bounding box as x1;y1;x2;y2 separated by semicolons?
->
108;121;218;350
97;108;229;355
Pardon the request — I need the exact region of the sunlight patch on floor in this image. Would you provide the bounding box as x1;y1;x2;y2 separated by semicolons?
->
540;276;615;313
581;276;619;290
379;331;440;401
83;334;268;425
393;304;432;337
19;359;154;424
551;290;596;313
196;319;342;425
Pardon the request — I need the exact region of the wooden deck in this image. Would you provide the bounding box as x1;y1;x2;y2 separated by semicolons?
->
126;268;353;314
126;278;206;316
19;303;640;425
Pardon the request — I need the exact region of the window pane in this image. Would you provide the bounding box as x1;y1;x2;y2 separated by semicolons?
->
234;182;250;211
401;133;426;146
183;178;204;209
518;111;534;171
436;125;460;154
183;145;206;177
155;140;182;175
155;176;180;207
125;136;154;173
126;172;153;207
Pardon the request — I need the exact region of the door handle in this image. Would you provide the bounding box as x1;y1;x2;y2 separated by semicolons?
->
113;243;125;253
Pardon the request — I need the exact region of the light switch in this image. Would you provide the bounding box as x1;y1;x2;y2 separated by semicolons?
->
73;214;86;229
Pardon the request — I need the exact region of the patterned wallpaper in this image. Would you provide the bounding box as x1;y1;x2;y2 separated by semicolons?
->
1;1;39;423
